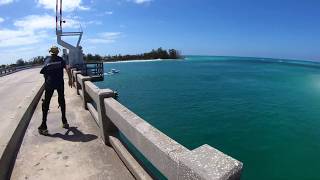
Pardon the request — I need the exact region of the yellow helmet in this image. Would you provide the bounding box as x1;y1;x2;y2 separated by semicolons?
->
49;46;59;55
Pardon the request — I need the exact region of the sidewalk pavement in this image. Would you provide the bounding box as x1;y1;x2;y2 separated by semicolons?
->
11;77;134;180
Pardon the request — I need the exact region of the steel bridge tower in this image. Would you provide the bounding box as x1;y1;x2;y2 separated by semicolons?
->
56;0;84;68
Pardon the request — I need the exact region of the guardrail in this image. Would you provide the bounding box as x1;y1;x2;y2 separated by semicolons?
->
71;69;243;180
0;65;34;77
0;67;17;76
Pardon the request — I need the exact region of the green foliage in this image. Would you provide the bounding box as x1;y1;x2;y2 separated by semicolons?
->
2;48;182;67
16;59;25;66
31;56;45;65
1;56;45;68
84;54;103;62
84;48;182;62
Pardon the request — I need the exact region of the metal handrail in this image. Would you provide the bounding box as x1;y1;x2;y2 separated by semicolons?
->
72;62;104;81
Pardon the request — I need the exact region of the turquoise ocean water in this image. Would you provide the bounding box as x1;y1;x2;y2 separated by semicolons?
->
95;56;320;180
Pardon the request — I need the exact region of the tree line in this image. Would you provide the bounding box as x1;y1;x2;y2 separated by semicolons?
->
84;48;182;62
1;48;182;68
1;56;45;69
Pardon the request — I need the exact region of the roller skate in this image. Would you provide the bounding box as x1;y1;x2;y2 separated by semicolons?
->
38;124;49;136
62;117;69;129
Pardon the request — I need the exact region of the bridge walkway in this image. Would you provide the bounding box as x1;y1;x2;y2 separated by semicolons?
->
11;76;134;180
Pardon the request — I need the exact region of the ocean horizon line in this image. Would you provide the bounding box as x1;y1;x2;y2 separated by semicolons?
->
186;54;320;63
104;55;320;66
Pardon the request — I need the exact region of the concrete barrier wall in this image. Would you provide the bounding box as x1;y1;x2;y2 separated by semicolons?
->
74;72;243;180
0;65;34;77
104;98;243;180
0;82;45;179
0;67;17;76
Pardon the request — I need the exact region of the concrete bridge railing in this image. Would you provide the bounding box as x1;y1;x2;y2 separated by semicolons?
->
72;70;243;180
0;65;34;77
0;67;17;76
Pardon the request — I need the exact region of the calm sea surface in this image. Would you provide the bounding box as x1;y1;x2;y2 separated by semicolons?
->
95;56;320;180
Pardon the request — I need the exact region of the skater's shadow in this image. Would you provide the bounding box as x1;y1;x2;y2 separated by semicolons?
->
49;127;98;142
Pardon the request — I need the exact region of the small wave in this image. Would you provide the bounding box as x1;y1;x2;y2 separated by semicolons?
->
104;72;115;76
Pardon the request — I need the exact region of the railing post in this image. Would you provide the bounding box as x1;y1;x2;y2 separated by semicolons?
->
77;74;92;110
72;70;82;95
71;68;76;82
97;90;118;145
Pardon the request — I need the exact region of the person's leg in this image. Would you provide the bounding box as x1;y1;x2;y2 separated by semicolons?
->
39;86;54;133
57;86;69;127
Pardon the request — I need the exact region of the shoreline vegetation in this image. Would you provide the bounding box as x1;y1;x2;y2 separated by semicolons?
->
1;48;182;68
1;56;45;69
84;48;182;63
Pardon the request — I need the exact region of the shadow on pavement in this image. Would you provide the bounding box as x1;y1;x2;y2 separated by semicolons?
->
49;127;98;142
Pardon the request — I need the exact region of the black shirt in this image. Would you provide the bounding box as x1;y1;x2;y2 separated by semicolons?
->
40;55;66;88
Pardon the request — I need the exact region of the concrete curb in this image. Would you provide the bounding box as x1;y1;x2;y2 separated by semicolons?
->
0;83;45;180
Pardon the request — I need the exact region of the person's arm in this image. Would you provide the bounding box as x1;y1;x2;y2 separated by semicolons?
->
65;65;73;88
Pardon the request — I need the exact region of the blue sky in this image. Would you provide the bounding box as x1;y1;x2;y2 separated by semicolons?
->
0;0;320;64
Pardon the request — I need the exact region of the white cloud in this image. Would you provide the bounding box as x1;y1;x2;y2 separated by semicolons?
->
131;0;152;4
0;0;13;5
14;15;54;30
0;29;48;48
14;14;80;31
0;14;80;49
0;17;4;23
85;20;102;25
87;32;122;44
36;0;89;12
100;32;122;38
96;11;113;17
105;11;113;15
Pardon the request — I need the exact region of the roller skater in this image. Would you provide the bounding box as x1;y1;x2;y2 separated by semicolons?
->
38;46;73;135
